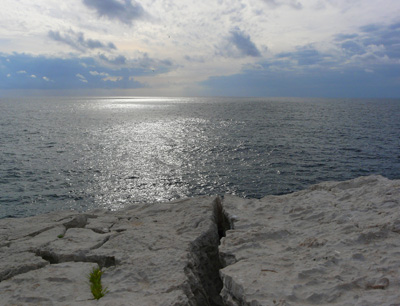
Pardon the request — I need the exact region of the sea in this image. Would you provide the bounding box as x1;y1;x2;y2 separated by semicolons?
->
1;96;399;218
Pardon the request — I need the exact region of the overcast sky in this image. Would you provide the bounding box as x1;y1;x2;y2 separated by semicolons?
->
1;0;399;97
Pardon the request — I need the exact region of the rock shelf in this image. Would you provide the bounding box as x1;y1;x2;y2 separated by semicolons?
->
0;175;399;305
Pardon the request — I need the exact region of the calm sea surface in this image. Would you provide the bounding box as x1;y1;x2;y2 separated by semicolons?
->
1;96;399;218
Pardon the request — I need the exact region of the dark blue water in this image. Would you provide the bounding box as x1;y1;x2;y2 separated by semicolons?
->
1;96;399;218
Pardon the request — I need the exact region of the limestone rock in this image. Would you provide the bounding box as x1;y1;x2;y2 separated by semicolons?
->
0;262;98;305
0;196;225;305
0;251;48;282
0;175;399;305
219;175;400;306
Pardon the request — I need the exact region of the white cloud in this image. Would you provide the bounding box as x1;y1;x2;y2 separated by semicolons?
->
76;73;88;83
102;76;123;82
30;74;36;78
1;0;400;96
89;71;109;77
17;70;27;74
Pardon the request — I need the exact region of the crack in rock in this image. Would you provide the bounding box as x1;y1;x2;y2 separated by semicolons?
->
34;231;116;268
184;197;232;306
0;253;49;282
35;249;116;268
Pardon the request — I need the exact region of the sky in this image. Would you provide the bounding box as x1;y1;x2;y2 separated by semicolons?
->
1;0;400;98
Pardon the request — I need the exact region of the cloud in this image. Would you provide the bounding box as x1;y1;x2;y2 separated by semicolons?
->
89;70;121;82
89;71;109;77
270;21;400;73
334;22;400;64
98;54;127;65
102;76;123;82
0;53;170;90
129;52;174;73
76;73;88;83
201;63;400;98
360;24;382;33
184;55;205;63
261;0;303;10
219;28;261;58
340;41;365;55
200;20;400;98
277;46;328;66
82;0;146;25
334;33;359;42
48;30;116;53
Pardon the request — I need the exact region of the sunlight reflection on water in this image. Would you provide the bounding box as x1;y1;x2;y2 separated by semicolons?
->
85;97;218;210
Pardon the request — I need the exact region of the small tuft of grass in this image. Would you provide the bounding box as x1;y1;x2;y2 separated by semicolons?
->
88;267;108;300
57;234;64;238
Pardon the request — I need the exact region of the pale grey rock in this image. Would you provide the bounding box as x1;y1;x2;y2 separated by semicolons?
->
219;175;400;306
0;210;76;241
63;214;88;229
36;227;112;264
0;262;98;305
0;251;48;282
0;175;399;305
0;196;225;305
85;215;118;233
10;226;66;253
87;196;225;306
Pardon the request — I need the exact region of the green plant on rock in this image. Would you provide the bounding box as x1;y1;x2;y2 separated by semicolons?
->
57;234;64;238
88;266;108;300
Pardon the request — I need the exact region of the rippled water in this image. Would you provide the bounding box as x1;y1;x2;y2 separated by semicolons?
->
1;96;399;218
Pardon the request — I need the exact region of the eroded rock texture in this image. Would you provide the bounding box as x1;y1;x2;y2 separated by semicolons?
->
219;175;400;306
0;196;226;305
0;175;399;305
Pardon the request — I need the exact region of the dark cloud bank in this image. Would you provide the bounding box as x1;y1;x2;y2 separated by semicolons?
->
82;0;146;25
48;30;116;52
218;28;262;58
229;28;261;57
203;22;400;98
0;53;173;90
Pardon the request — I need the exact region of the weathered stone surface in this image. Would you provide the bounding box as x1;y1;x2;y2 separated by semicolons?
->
85;215;118;233
0;251;48;282
0;262;98;305
0;196;225;305
0;175;398;305
219;175;400;306
36;227;113;264
88;196;225;306
0;210;77;241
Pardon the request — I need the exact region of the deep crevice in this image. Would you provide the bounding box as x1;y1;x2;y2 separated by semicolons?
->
184;196;232;306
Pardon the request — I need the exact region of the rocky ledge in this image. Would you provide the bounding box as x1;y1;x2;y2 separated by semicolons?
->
0;175;399;305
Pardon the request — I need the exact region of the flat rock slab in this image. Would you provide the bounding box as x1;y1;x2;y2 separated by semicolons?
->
0;196;224;305
0;175;399;305
0;262;98;305
219;175;400;305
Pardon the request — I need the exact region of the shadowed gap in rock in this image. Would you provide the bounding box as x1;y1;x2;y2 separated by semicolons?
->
185;197;232;306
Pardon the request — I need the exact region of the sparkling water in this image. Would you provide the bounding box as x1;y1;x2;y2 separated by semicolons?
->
1;96;399;218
